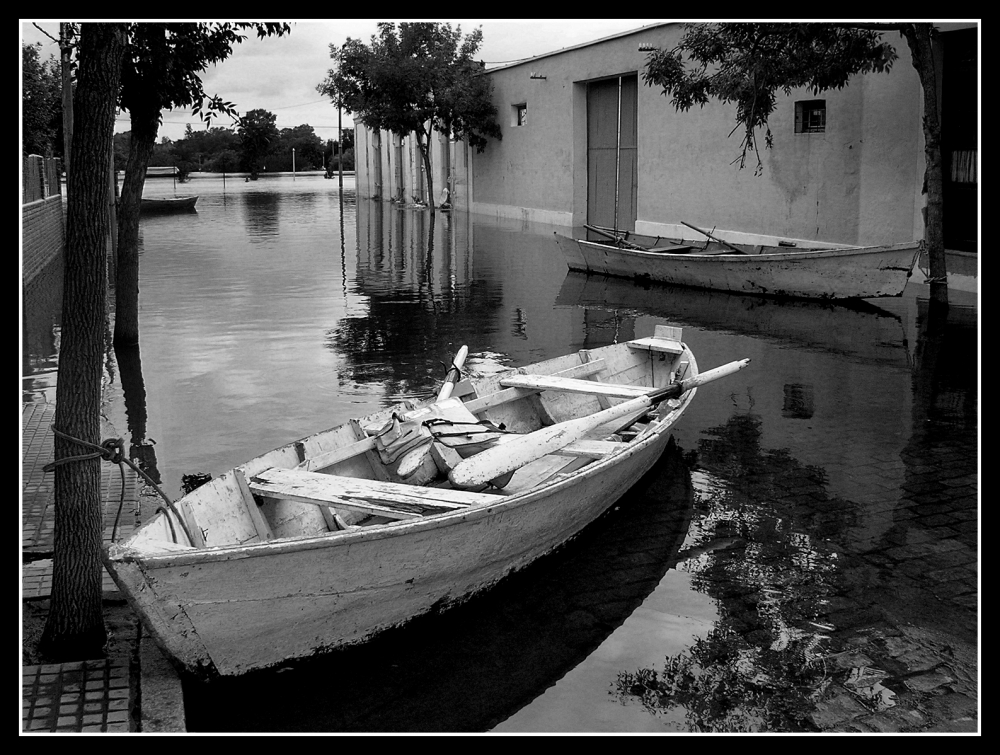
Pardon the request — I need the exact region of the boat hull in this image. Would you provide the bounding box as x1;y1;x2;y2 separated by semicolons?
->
554;232;921;300
108;435;670;678
103;338;702;678
140;196;198;212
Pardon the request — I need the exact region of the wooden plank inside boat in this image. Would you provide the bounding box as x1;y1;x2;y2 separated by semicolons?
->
499;374;651;397
248;468;502;520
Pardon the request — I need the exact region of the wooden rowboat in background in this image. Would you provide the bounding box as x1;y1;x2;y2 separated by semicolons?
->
140;195;199;213
553;223;921;300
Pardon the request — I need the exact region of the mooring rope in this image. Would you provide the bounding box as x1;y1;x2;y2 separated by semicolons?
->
43;425;193;545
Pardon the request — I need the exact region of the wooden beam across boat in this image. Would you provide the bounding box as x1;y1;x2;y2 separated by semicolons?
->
499;373;651;398
248;468;502;520
463;358;608;414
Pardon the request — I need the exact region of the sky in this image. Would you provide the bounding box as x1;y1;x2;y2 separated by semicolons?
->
20;19;666;143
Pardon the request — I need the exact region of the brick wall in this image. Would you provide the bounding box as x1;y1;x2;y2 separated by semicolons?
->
22;196;65;287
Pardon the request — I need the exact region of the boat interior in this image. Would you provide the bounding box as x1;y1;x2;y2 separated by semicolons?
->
125;326;692;554
584;223;843;255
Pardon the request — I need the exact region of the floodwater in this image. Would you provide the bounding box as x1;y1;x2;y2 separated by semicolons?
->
21;173;979;733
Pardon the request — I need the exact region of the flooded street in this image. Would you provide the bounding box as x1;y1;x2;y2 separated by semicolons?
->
21;174;978;732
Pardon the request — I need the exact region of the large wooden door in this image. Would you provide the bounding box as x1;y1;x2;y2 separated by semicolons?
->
587;74;638;235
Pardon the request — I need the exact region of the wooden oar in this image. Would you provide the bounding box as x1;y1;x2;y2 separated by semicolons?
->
437;345;469;402
583;224;647;250
681;221;745;254
448;358;751;489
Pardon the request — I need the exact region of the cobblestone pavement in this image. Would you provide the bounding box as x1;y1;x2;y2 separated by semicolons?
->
21;403;185;733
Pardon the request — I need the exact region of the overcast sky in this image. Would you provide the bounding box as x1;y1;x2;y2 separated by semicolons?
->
20;19;666;143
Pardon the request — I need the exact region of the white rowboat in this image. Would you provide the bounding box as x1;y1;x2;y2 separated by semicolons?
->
103;328;748;678
553;223;922;300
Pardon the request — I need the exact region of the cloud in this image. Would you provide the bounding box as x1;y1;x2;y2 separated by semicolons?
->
21;19;666;141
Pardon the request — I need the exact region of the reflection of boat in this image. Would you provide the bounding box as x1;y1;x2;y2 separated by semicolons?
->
556;271;911;367
140;195;198;212
105;334;744;679
552;223;921;300
183;439;695;732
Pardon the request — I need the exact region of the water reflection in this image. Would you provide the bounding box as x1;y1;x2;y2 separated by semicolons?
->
183;440;695;733
614;413;843;732
242;191;281;240
22;176;976;732
114;342;162;485
556;272;911;368
332;200;505;400
606;293;977;732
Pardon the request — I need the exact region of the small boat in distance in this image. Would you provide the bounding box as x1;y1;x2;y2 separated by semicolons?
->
103;334;749;678
140;195;199;213
553;222;922;300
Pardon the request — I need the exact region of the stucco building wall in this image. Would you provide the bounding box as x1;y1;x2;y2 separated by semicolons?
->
354;24;929;247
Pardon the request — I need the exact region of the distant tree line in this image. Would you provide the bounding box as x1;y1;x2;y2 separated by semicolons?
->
112;116;354;178
23;40;355;179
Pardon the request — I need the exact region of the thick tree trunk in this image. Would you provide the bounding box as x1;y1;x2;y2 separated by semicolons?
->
41;22;127;661
902;24;949;305
113;103;160;345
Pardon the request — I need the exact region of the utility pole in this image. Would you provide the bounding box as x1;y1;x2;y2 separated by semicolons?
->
60;23;73;181
338;97;343;191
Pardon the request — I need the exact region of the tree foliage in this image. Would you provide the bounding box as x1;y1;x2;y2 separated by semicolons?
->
107;21;290;346
642;22;951;301
318;22;501;208
643;23;898;173
237;108;280;176
21;42;63;157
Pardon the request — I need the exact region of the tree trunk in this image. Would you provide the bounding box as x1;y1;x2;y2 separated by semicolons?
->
113;102;160;345
902;24;949;305
417;128;436;215
41;22;127;661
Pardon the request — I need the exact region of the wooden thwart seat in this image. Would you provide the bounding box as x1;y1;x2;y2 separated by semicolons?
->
463;358;608;414
499;373;651;398
554;439;629;458
646;244;696;254
248;468;501;521
626;324;684;354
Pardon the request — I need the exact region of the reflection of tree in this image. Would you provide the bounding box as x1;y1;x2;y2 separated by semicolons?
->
615;413;846;732
884;297;979;640
242;191;281;240
330;204;504;400
114;342;161;485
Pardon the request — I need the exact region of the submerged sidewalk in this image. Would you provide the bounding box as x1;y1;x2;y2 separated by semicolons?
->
21;403;186;733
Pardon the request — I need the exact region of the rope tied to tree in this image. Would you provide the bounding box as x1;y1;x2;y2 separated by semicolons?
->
42;425;194;545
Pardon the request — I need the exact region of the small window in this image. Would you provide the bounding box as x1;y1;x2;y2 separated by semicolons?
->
795;100;826;133
512;103;527;127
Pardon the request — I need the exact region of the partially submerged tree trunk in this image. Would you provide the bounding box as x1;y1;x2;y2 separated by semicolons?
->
113;101;160;345
41;22;127;661
416;127;435;214
901;23;949;305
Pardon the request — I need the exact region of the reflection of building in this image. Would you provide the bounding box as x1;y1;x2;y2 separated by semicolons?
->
556;272;916;552
354;22;977;251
